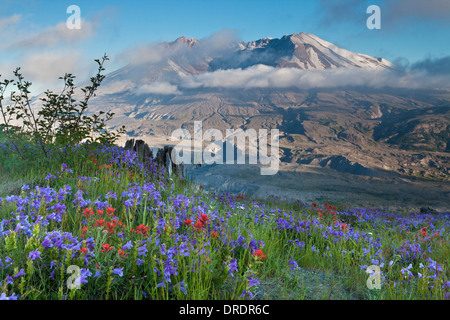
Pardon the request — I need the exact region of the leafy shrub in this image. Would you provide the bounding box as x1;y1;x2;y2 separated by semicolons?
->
0;54;125;162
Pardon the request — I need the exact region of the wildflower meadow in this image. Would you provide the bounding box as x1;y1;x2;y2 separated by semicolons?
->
1;137;449;301
0;56;449;302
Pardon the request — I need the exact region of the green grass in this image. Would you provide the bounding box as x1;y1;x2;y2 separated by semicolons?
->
0;137;449;300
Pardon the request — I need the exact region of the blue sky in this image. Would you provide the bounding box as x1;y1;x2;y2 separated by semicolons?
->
1;0;450;94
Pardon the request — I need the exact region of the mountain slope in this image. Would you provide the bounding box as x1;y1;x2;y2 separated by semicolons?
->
30;32;449;182
210;33;394;70
102;32;394;89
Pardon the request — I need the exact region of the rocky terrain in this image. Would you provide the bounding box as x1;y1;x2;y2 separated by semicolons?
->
116;133;450;212
110;87;449;181
34;32;450;210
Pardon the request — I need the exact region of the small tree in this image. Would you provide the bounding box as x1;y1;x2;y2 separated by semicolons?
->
0;54;126;161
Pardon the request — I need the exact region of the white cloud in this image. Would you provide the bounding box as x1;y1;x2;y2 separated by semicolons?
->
8;19;96;50
388;0;450;22
21;51;84;81
0;14;21;31
179;64;450;90
6;51;96;96
134;82;181;95
0;51;89;97
116;42;168;66
116;29;240;67
0;15;104;98
99;80;135;94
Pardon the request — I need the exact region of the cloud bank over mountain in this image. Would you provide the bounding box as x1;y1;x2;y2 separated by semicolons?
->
410;56;450;76
178;64;450;91
116;29;240;67
134;82;181;95
111;32;450;96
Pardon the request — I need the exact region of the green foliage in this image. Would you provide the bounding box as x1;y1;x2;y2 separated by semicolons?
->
0;144;449;300
0;54;126;162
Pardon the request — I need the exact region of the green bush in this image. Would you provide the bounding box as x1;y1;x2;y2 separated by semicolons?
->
0;54;125;162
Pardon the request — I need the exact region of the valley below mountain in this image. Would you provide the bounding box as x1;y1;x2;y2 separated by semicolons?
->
43;33;450;210
108;84;449;211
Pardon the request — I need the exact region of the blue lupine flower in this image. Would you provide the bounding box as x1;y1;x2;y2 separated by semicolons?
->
13;269;26;279
0;293;19;300
288;259;299;270
122;241;133;250
178;281;187;295
113;267;124;277
247;275;260;289
137;245;148;256
240;290;254;299
226;258;238;276
29;249;41;261
401;264;414;278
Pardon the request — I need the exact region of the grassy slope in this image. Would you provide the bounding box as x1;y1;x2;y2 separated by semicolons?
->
0;137;449;300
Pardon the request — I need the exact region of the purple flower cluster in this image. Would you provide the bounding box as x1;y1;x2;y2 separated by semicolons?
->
1;142;449;300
